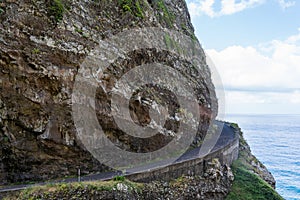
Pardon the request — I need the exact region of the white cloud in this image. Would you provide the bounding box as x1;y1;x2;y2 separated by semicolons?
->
188;0;216;17
187;0;265;18
220;0;264;15
207;28;300;114
187;0;296;18
207;31;300;90
277;0;296;9
286;28;300;44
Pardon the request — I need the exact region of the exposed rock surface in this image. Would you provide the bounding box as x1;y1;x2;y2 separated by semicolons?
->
141;159;234;200
0;0;217;184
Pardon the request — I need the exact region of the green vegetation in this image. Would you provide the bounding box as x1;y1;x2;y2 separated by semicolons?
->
48;0;67;23
74;26;89;38
164;33;173;49
181;24;197;41
4;180;144;200
31;48;40;54
226;160;284;200
155;0;175;27
119;0;144;18
226;123;283;200
75;27;83;34
164;33;186;55
113;175;125;181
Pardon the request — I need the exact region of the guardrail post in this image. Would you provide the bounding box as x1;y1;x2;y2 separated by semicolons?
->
78;168;81;182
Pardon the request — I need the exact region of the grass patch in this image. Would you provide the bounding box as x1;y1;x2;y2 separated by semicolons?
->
155;0;175;27
48;0;68;23
3;180;144;200
226;160;284;200
119;0;144;18
113;175;125;181
226;124;283;200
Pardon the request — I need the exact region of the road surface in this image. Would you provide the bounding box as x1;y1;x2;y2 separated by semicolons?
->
0;121;237;193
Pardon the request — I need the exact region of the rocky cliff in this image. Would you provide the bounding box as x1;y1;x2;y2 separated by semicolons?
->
0;0;218;184
0;1;283;199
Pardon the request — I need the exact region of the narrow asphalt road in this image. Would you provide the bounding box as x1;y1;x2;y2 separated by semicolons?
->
0;121;237;193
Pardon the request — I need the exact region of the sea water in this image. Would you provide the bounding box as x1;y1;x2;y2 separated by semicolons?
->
225;114;300;200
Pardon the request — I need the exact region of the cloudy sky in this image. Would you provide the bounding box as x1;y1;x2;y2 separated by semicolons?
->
186;0;300;115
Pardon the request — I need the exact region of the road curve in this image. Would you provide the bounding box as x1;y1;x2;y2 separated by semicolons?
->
0;121;237;193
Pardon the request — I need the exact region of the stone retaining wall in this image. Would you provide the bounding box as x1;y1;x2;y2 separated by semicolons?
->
126;130;239;183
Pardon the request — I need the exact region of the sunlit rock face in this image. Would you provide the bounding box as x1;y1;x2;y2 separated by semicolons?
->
0;0;217;184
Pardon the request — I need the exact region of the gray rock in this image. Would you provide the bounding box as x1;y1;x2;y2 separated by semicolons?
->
0;0;217;184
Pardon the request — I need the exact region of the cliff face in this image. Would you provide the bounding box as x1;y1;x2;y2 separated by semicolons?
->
0;0;218;184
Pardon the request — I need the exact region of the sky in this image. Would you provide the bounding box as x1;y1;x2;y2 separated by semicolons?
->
186;0;300;115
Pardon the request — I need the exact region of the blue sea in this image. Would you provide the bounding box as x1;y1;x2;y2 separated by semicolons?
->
225;114;300;200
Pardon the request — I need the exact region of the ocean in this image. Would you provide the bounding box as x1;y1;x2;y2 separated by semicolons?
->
225;114;300;200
